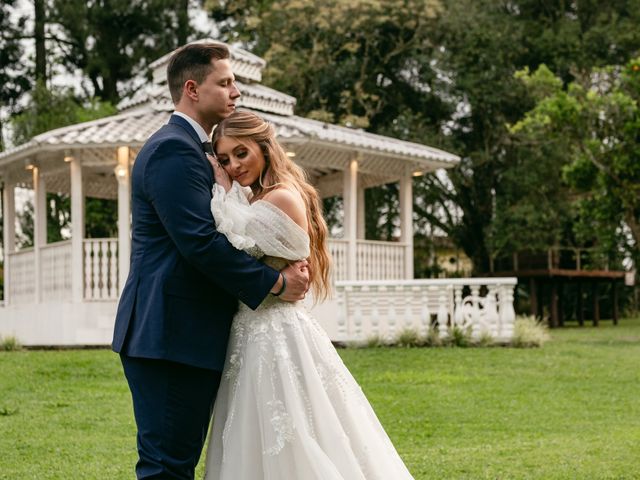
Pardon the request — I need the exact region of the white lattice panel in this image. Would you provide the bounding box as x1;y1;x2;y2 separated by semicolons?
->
41;241;72;302
8;249;36;304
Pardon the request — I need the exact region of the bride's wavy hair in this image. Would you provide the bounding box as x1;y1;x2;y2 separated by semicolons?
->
212;110;331;301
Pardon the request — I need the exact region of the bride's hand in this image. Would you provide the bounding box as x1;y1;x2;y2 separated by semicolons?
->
207;153;232;192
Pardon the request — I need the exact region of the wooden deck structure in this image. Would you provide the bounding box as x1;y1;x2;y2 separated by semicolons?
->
490;248;627;327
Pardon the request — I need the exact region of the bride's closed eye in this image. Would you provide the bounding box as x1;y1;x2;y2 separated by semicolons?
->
234;148;248;158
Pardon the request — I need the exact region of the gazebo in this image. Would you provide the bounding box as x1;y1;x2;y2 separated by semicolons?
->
0;41;519;346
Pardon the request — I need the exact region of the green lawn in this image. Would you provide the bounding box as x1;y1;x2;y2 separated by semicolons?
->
1;317;639;479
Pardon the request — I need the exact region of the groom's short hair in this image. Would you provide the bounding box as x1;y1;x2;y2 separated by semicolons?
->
167;42;230;104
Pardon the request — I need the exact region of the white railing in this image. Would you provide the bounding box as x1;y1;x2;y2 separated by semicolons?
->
356;240;406;280
328;239;349;282
41;240;72;302
84;238;119;300
328;239;407;281
8;249;36;304
335;278;517;342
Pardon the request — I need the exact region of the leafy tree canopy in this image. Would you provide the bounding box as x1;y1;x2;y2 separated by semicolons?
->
511;58;640;269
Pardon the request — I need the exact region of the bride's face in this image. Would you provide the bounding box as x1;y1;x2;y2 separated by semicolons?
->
215;136;267;187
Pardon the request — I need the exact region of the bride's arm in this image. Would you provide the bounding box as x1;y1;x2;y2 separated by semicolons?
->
260;188;312;300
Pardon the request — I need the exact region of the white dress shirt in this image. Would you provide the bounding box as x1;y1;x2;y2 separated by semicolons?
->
172;111;210;143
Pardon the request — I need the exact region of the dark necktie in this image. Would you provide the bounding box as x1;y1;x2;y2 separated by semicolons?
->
202;141;214;155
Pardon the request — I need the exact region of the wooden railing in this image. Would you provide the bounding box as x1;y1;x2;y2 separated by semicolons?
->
334;277;517;342
493;247;614;272
84;238;119;300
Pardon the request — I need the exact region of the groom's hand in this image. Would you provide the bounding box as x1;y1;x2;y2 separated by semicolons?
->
274;260;310;302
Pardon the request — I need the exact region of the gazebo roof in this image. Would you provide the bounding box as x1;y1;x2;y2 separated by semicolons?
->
0;40;460;197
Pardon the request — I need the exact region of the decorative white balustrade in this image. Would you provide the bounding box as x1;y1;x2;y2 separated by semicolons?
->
41;240;72;301
83;239;119;300
334;278;517;342
8;249;36;304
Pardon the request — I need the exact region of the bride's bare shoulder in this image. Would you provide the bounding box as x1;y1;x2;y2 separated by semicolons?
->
261;187;308;231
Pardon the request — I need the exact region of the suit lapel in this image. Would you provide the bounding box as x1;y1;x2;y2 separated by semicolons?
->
168;114;214;182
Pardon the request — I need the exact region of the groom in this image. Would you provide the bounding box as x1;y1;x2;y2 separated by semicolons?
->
112;42;310;479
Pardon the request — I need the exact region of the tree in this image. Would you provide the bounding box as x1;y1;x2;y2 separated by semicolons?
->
47;0;197;103
410;0;640;272
10;82;117;244
206;0;450;243
34;0;46;81
12;81;116;145
0;0;31;151
205;0;640;273
511;58;640;270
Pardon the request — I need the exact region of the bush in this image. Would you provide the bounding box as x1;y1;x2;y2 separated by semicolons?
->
0;335;22;351
475;330;496;347
423;327;443;347
512;315;550;348
363;334;385;348
445;325;472;347
396;328;422;347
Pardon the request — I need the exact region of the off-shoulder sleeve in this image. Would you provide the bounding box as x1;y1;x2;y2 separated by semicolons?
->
211;182;310;261
210;182;256;251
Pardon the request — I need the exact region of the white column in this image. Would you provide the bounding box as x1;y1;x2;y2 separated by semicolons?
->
33;166;47;302
399;168;414;279
343;157;358;280
116;147;131;293
70;156;85;303
357;185;365;239
2;180;16;305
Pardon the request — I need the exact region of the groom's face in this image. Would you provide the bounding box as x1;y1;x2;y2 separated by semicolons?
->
196;59;241;124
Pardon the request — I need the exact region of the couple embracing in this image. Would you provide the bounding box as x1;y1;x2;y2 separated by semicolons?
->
112;42;414;480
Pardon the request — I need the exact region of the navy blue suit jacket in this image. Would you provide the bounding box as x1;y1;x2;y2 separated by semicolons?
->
112;115;279;370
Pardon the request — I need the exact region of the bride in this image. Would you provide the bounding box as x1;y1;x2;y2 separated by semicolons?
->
203;110;414;480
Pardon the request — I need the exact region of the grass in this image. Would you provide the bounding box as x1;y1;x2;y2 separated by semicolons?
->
1;317;639;479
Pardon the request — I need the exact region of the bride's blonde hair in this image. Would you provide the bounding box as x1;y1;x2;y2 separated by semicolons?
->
213;110;331;301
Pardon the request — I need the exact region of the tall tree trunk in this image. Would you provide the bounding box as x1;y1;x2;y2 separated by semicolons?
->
177;0;190;46
0;117;5;152
34;0;46;82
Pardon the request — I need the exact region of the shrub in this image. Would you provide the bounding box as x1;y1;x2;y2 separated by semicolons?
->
475;330;496;347
0;335;22;352
422;327;443;347
512;315;550;348
363;334;385;348
445;325;472;347
396;328;422;347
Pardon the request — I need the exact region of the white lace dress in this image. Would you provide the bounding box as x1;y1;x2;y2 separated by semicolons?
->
203;183;415;480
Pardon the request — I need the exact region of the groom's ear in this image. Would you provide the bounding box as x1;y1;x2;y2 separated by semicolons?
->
183;79;199;102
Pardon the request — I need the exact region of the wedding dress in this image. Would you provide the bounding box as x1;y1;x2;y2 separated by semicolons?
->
204;182;415;480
